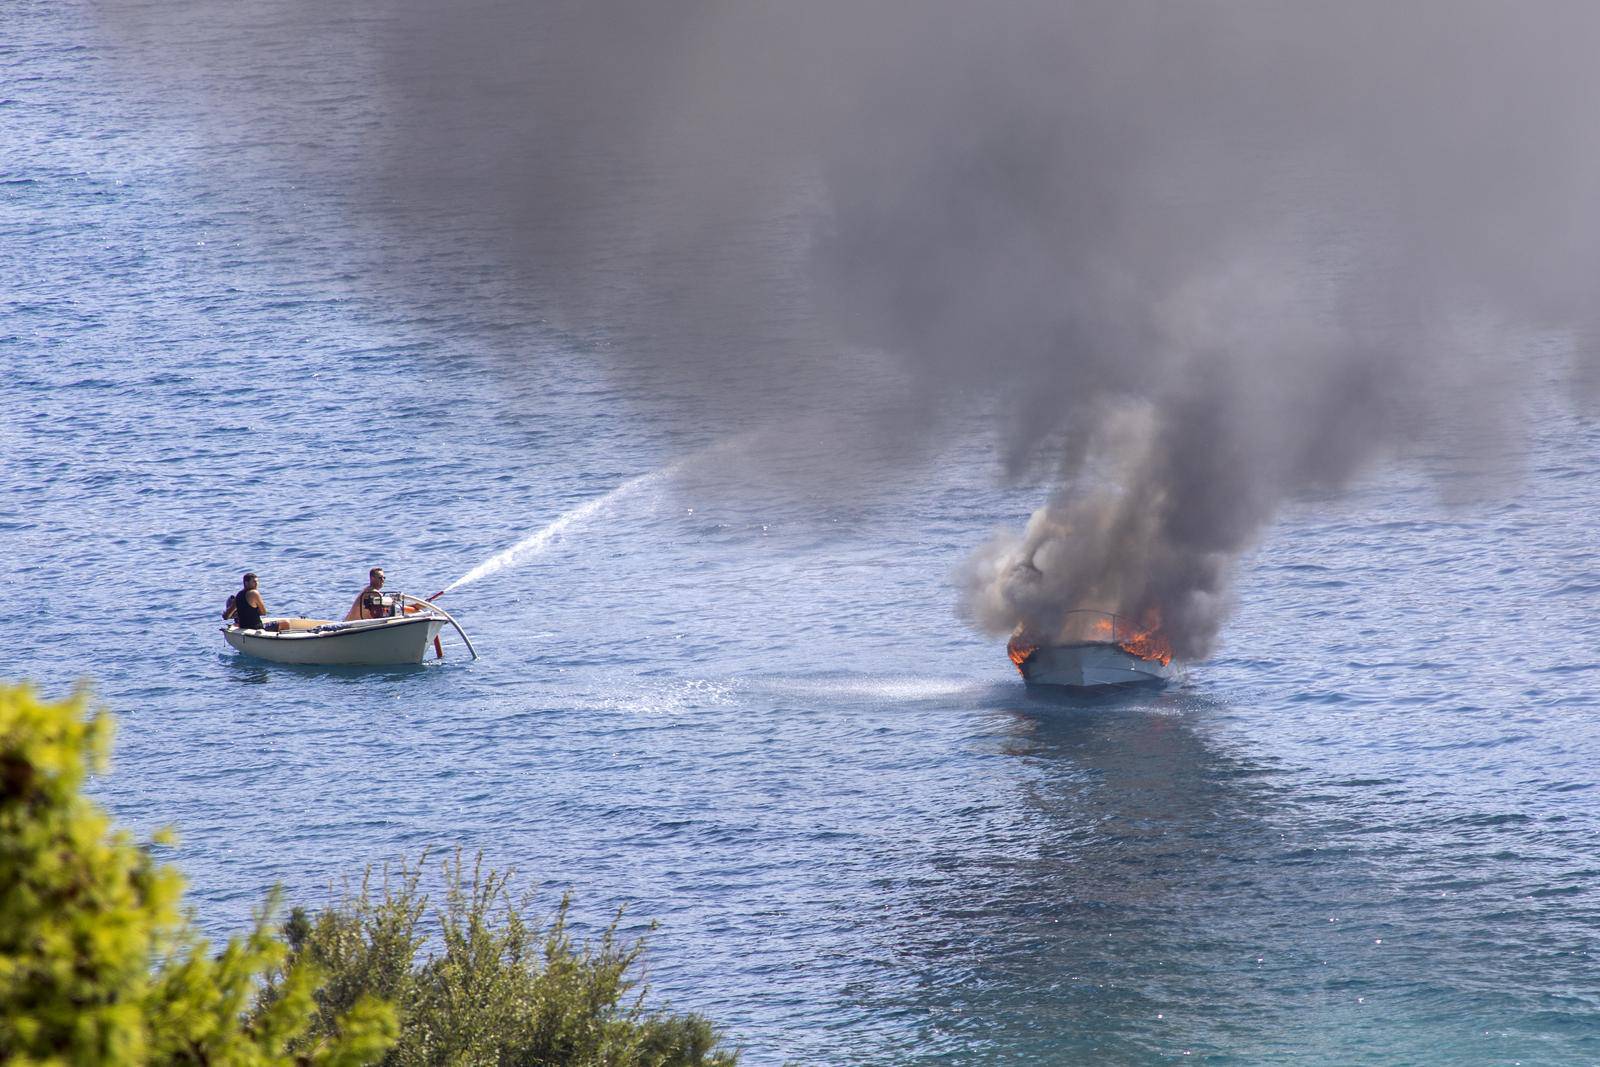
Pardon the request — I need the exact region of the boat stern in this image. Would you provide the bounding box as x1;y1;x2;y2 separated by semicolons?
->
1008;610;1177;690
1014;641;1174;689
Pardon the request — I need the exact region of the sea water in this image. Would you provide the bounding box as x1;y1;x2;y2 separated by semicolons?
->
439;466;676;597
6;5;1600;1064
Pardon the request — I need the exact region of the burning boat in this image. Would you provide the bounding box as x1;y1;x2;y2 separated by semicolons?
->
1007;609;1175;689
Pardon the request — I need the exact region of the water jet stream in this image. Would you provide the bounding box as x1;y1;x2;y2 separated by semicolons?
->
439;467;672;596
437;432;762;598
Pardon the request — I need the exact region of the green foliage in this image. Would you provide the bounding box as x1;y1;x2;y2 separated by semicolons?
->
0;683;397;1066
0;682;739;1067
272;852;739;1067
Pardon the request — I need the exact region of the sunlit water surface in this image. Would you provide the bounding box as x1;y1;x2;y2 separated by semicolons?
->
6;5;1600;1063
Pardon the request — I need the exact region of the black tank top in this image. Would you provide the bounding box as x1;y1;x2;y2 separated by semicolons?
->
234;588;264;630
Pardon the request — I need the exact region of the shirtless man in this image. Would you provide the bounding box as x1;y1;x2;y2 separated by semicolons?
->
223;572;270;630
343;566;392;621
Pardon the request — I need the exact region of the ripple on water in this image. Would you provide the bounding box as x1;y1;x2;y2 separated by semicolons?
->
6;6;1600;1063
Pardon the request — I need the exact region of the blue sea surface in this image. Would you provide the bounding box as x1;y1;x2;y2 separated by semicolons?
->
6;4;1600;1063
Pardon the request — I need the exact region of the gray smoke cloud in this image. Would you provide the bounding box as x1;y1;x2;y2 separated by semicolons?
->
111;0;1600;658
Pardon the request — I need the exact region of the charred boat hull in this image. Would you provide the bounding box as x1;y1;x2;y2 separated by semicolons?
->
1016;641;1174;689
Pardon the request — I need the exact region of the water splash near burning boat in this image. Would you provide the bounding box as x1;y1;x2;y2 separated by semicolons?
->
1007;609;1176;689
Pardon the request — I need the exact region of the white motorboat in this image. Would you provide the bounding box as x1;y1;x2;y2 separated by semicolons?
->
222;594;476;666
1008;610;1175;689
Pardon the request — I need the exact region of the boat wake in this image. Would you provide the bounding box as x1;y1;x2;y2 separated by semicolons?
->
755;675;998;703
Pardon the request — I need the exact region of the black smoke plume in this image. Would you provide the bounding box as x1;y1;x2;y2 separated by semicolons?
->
109;1;1600;658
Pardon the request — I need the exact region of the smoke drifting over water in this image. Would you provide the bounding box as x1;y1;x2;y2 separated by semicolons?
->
116;1;1600;657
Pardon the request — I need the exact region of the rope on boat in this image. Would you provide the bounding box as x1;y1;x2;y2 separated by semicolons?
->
399;593;479;660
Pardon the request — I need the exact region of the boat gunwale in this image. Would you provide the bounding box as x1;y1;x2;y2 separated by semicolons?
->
1027;639;1168;663
221;613;443;641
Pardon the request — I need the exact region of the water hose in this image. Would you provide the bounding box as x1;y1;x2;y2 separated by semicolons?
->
400;593;478;660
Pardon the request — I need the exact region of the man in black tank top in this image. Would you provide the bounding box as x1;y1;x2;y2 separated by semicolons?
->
223;572;271;630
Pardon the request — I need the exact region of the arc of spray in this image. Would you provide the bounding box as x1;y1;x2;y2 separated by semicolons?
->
432;435;750;599
436;468;672;597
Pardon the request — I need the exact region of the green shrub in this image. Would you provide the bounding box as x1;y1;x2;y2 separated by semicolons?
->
269;851;738;1067
0;682;397;1065
0;682;739;1066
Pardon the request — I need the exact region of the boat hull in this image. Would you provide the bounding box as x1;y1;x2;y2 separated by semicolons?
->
1017;642;1174;689
222;615;447;666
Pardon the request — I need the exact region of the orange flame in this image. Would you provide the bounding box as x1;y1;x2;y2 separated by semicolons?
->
1117;629;1173;666
1006;611;1174;675
1115;609;1174;666
1006;633;1038;675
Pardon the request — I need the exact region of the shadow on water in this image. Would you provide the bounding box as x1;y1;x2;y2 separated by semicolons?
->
863;684;1332;1064
1009;678;1188;713
218;652;434;686
850;680;1600;1066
